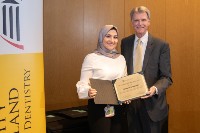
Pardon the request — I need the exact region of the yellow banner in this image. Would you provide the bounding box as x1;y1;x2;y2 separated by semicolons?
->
0;53;46;133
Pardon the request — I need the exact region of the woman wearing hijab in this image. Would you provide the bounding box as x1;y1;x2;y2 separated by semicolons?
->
76;25;127;133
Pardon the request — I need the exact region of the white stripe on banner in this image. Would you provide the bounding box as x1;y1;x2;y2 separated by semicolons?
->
0;0;43;54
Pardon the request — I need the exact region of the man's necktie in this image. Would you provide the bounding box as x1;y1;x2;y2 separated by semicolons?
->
134;39;143;73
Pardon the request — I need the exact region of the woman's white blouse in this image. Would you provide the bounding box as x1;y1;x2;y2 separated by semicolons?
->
76;53;127;99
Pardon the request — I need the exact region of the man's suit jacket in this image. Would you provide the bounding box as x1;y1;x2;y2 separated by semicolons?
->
121;33;173;122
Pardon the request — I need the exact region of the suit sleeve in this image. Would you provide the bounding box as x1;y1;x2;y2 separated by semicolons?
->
154;43;173;96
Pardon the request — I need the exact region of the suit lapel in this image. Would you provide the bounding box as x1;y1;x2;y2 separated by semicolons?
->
128;35;135;74
142;34;154;72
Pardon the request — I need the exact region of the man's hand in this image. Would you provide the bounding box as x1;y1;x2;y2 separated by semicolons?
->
141;86;156;99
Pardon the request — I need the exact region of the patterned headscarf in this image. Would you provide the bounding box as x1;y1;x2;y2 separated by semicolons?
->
94;25;120;59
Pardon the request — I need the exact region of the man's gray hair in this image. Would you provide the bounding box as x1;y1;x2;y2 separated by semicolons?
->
130;6;150;20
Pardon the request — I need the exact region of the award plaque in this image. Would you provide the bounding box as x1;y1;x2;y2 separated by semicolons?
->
90;73;148;105
114;73;148;102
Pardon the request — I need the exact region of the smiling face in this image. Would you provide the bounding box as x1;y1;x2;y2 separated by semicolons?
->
102;29;118;51
132;12;150;38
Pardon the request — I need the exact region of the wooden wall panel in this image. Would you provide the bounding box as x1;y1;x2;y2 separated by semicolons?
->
84;0;124;54
44;0;85;111
146;0;166;40
166;0;200;132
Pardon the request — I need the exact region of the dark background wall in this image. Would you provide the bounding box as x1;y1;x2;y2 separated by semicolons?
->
44;0;200;132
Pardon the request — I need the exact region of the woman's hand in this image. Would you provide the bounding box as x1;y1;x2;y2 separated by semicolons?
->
88;88;97;98
124;100;131;104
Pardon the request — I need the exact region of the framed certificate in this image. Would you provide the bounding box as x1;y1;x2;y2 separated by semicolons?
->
90;73;148;105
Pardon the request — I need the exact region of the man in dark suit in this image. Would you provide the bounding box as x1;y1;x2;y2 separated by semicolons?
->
121;6;173;133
